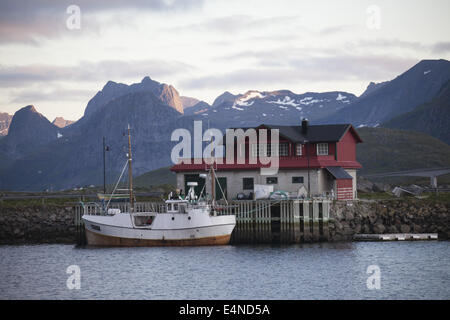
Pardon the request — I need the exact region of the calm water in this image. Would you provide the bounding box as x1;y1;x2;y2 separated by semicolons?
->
0;242;449;300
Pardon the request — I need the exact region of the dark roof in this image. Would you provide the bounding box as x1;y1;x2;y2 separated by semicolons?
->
325;166;353;179
263;124;360;143
222;123;363;144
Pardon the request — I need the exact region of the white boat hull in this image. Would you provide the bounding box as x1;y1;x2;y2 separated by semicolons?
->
82;211;236;246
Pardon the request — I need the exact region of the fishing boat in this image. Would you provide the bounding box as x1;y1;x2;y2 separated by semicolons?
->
82;125;236;246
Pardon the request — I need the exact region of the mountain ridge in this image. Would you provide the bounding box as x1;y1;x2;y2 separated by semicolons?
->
382;80;450;144
1;58;450;191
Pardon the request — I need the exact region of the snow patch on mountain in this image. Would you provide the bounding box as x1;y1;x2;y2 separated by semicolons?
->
266;96;300;107
299;97;322;105
336;93;347;101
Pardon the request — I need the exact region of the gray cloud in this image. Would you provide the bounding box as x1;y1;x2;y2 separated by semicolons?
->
432;42;450;53
0;59;195;87
163;14;300;34
0;0;204;44
180;54;418;90
9;88;96;104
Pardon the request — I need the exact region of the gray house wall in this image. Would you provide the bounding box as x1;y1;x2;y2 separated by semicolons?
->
176;168;349;200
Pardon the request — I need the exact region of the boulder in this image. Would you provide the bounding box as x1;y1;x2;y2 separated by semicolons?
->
400;224;411;233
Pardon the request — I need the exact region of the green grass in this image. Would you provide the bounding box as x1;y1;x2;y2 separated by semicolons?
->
134;166;176;188
358;191;450;204
357;127;450;176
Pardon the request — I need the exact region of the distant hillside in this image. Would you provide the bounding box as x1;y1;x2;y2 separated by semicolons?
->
382;80;450;144
1;105;59;159
180;96;200;109
318;59;450;127
52;117;75;128
0;112;12;136
356;127;450;175
134;166;176;188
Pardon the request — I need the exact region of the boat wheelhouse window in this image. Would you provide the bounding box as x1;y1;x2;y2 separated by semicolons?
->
134;215;154;226
173;204;178;211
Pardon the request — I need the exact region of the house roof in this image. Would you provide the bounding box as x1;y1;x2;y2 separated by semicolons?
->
325;166;353;179
263;124;362;143
223;123;362;144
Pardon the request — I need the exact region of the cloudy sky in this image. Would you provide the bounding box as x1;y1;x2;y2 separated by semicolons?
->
1;0;449;121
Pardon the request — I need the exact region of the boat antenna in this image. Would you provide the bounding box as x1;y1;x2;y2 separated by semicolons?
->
127;124;134;213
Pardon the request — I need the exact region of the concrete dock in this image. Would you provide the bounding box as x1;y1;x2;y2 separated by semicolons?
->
353;233;438;241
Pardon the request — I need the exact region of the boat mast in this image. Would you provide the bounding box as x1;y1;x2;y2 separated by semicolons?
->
210;136;215;206
127;124;134;212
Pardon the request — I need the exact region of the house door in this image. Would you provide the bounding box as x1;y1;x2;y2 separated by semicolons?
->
215;177;227;200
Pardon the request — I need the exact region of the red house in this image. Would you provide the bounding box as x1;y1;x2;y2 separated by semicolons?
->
171;119;363;201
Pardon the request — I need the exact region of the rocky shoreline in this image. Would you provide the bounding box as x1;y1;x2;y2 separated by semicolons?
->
329;199;450;241
0;199;448;244
0;204;76;244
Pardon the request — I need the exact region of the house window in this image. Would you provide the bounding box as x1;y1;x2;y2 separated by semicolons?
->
317;143;329;155
292;176;304;183
296;144;302;156
279;143;289;156
243;178;254;190
266;177;278;184
251;144;280;157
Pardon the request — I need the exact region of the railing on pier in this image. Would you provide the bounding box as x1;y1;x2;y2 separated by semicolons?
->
74;199;332;245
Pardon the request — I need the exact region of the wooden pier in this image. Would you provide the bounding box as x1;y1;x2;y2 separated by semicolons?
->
353;233;438;241
74;199;332;245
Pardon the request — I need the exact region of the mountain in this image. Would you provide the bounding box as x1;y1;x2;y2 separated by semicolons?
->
359;81;388;98
356;127;450;175
0;105;59;159
83;76;184;117
199;90;357;127
212;91;240;107
0;112;12;136
183;101;211;116
2;59;450;191
318;59;450;127
52;117;75;128
180;96;200;109
0;93;213;191
382;80;450;144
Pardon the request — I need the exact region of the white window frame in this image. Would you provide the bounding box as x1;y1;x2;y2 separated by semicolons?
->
296;143;303;156
279;143;288;157
251;143;279;157
317;143;329;155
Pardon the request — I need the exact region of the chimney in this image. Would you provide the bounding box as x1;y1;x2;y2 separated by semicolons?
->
301;118;308;135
